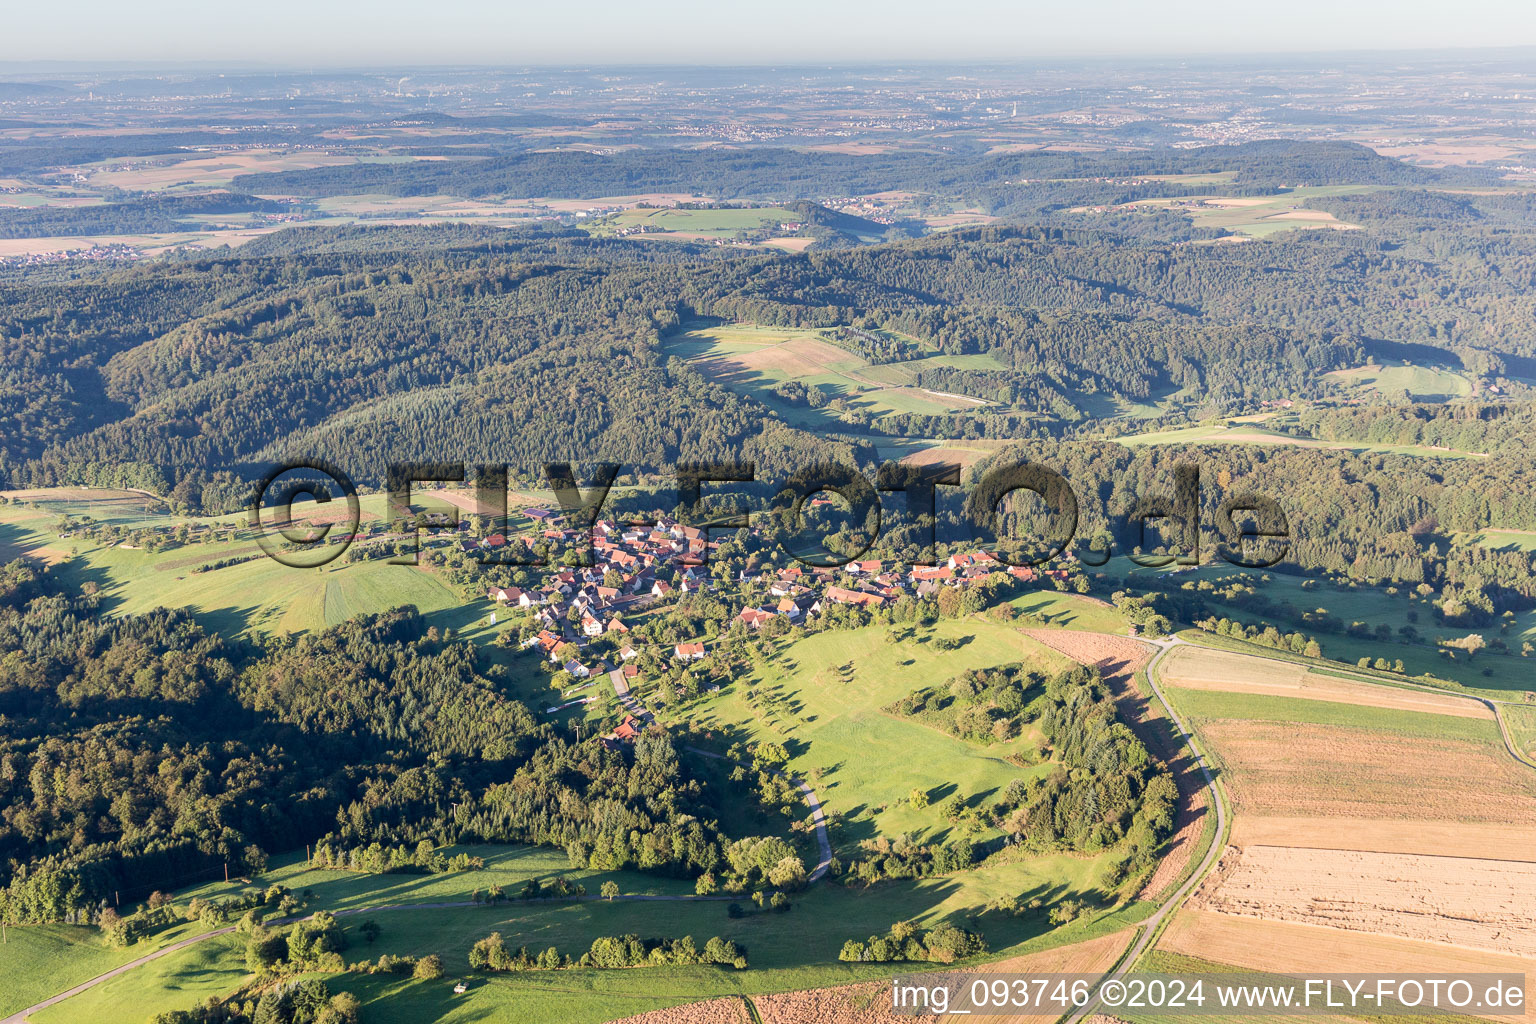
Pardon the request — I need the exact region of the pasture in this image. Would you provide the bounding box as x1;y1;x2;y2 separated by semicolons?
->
1134;562;1536;700
24;843;1155;1024
0;920;216;1019
598;206;799;240
0;490;499;641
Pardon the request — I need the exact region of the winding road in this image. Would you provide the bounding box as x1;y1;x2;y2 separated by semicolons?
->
1061;636;1230;1024
10;633;1527;1023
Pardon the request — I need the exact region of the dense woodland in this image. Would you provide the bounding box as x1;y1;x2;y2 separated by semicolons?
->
0;561;786;923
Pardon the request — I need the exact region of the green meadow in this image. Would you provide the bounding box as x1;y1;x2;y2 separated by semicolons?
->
1324;362;1474;402
1115;421;1483;459
0;919;219;1019
683;616;1076;849
0;492;504;640
598;206;798;238
1159;686;1501;743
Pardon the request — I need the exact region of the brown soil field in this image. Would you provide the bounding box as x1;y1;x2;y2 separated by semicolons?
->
1160;647;1492;720
1191;844;1536;957
1200;719;1536;824
608;996;751;1024
1231;816;1536;861
752;928;1134;1024
895;440;1008;469
763;236;815;251
1370;140;1529;167
1022;630;1209;900
700;336;857;378
1158;910;1536;1024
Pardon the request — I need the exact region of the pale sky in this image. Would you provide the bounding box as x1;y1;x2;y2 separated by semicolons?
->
4;0;1535;65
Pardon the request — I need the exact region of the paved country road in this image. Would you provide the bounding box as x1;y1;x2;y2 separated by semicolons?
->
1061;636;1229;1024
15;633;1522;1023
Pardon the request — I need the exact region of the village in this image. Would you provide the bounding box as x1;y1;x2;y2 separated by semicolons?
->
469;507;1071;746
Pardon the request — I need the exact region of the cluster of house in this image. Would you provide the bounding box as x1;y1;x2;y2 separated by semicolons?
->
726;550;1066;629
486;511;1067;728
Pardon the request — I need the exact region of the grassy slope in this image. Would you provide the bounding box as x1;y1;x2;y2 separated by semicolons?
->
683;616;1076;848
0;920;216;1019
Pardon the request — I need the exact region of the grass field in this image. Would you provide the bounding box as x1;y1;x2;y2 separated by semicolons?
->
1114;421;1484;458
1476;528;1536;553
0;491;500;641
682;616;1079;851
0;920;218;1019
597;206;800;239
1324;362;1474;402
1120;184;1378;237
663;322;990;428
1127;561;1536;700
31;932;250;1024
1162;685;1499;742
26;848;1157;1024
1504;703;1536;762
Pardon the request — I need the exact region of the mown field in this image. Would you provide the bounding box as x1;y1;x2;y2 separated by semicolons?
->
662;322;991;428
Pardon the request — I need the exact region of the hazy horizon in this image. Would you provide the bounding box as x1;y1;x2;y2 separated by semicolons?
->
6;0;1536;66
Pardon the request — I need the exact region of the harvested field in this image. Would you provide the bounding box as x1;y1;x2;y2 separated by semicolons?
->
1157;910;1536;1024
0;487;160;507
1160;646;1492;720
1191;845;1536;957
1021;629;1151;674
699;336;860;378
1199;719;1536;824
753;928;1134;1024
1231;816;1536;861
1022;630;1208;900
609;996;751;1024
